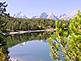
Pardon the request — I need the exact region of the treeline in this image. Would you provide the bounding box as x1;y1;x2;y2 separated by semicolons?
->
0;16;56;32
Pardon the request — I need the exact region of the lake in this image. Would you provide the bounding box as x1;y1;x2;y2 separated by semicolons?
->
8;40;55;61
0;32;64;61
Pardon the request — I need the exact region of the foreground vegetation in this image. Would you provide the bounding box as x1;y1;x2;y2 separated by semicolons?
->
48;10;81;61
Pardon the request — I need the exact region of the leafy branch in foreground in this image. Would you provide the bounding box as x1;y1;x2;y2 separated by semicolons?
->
48;10;81;61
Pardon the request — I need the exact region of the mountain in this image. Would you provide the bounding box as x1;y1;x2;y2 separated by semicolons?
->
32;12;48;19
32;12;59;20
47;13;59;20
12;11;77;20
32;16;39;18
59;14;71;20
40;12;48;18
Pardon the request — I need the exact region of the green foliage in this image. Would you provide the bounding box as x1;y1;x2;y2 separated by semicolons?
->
0;34;9;61
48;10;81;61
0;17;55;32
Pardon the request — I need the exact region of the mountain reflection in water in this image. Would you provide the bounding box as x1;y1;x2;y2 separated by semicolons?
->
8;40;55;61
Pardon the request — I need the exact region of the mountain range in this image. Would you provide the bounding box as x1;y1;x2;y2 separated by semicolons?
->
13;11;77;20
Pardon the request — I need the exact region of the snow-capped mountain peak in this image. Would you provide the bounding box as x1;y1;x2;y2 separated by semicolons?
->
47;12;58;20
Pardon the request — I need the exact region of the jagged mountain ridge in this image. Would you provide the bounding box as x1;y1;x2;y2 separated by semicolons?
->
13;11;77;20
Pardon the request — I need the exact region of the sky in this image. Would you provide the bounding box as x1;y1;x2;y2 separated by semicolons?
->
1;0;81;18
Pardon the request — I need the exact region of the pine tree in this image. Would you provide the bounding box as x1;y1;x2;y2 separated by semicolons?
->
0;1;9;16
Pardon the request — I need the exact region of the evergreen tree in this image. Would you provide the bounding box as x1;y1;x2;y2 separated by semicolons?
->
0;1;9;16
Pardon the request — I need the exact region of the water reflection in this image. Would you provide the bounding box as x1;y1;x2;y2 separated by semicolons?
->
0;32;54;61
8;40;54;61
6;32;51;48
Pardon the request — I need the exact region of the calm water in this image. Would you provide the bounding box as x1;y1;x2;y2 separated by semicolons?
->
8;40;55;61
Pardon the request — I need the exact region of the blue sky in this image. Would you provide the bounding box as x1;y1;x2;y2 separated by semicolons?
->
1;0;81;17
